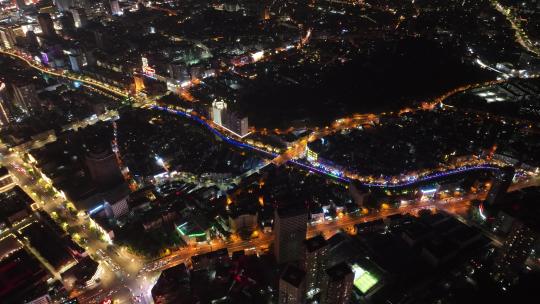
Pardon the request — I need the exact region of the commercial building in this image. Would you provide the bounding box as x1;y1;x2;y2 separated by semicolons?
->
279;264;306;304
274;206;307;264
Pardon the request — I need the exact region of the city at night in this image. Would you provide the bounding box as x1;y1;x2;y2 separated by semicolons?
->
0;0;540;303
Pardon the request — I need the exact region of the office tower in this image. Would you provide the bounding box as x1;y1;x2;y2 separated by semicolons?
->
55;0;73;12
303;235;328;297
486;166;515;206
274;206;307;264
15;0;26;11
73;0;89;9
25;30;39;47
68;49;84;72
320;262;354;304
279;264;306;304
493;221;536;287
110;0;121;15
0;25;25;49
0;26;15;49
93;30;105;49
60;11;75;33
71;8;88;28
37;13;56;38
211;100;226;126
85;145;124;188
10;81;40;114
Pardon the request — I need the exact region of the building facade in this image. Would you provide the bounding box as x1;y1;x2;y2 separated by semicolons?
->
274;207;307;264
279;264;306;304
320;262;354;304
303;235;328;297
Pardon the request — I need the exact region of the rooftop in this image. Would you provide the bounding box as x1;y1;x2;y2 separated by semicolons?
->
280;264;305;288
304;235;328;253
326;262;353;282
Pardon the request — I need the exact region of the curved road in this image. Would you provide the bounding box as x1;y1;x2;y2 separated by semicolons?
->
1;49;509;189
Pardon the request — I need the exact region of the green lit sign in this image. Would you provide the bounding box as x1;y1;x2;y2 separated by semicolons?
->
352;264;378;293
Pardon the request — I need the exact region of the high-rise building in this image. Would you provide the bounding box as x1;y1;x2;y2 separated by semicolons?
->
25;30;39;47
37;13;56;38
303;235;328;297
274;206;307;264
279;264;306;304
68;49;84;72
0;81;10;126
110;0;121;15
59;11;75;33
320;262;354;304
55;0;73;12
71;8;88;28
210;100;250;137
493;221;536;288
0;26;15;49
85;145;124;188
93;30;105;49
14;0;26;11
10;81;40;114
73;0;89;9
0;25;25;49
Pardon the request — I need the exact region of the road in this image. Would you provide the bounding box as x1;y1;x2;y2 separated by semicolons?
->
0;147;149;304
146;174;540;275
491;0;540;56
145;193;479;275
1;49;534;189
2;47;540;303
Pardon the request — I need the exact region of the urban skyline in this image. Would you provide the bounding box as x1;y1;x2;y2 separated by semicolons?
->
0;0;540;304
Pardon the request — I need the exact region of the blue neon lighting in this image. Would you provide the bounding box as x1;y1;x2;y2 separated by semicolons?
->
150;105;503;188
